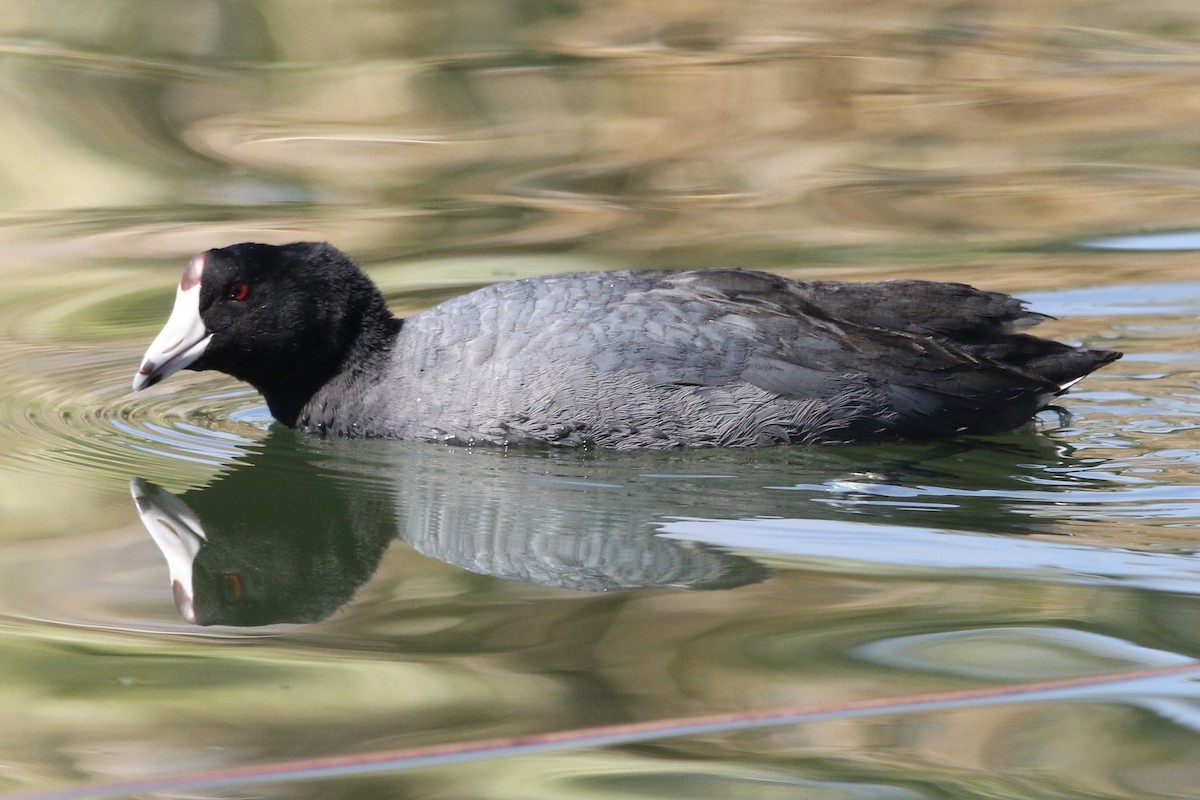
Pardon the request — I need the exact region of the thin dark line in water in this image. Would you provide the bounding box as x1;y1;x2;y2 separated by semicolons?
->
7;662;1199;800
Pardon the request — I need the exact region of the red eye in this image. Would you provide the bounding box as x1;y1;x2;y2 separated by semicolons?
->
228;281;250;301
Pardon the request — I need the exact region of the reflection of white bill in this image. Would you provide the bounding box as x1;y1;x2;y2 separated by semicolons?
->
130;477;207;623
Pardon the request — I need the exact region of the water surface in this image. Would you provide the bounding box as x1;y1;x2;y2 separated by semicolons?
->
3;2;1200;798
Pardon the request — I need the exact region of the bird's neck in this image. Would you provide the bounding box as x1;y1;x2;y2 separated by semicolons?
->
263;308;403;433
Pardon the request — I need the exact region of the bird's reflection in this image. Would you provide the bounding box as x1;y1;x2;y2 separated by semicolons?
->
131;431;769;626
132;423;1099;627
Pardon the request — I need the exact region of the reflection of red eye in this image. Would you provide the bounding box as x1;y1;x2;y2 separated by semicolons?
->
222;572;244;601
228;281;249;301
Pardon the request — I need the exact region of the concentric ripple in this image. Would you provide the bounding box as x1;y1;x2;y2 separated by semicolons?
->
0;343;266;486
0;262;271;490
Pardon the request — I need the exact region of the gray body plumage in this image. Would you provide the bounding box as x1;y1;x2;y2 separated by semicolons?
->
294;268;1117;448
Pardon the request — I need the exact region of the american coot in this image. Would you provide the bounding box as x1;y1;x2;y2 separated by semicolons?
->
132;242;1120;448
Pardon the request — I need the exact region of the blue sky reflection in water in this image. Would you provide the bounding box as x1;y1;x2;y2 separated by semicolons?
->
3;1;1200;798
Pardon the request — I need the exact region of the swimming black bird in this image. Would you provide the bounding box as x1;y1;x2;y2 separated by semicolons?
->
133;242;1120;448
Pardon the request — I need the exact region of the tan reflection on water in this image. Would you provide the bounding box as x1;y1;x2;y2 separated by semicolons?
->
2;1;1200;266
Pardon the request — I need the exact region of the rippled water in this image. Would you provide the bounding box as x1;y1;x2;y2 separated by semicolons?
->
4;2;1200;798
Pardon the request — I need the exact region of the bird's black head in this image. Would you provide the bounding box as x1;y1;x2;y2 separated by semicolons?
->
133;241;396;426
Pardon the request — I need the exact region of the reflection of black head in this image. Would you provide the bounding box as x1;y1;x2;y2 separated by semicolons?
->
135;431;395;626
184;483;393;627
